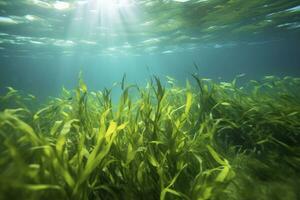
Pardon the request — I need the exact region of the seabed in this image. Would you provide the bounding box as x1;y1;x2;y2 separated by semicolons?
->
0;74;299;200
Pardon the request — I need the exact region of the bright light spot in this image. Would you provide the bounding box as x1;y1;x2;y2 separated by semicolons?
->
66;0;139;55
0;16;18;24
162;50;173;54
80;40;97;45
25;15;36;21
95;0;135;10
118;0;135;7
30;40;44;45
142;38;160;44
214;44;222;48
53;1;70;10
32;0;52;8
173;0;191;2
54;40;75;47
77;1;88;6
286;5;300;12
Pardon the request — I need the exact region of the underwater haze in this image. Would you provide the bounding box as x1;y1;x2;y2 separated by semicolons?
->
1;0;300;200
0;0;300;97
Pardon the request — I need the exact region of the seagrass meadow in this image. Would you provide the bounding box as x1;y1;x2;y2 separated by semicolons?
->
1;0;300;199
0;74;300;200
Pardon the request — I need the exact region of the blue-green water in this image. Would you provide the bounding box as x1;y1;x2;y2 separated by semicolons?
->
0;0;300;99
1;1;300;199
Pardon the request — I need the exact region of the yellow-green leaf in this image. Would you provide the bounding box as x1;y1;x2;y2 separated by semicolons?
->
207;145;226;166
105;121;117;141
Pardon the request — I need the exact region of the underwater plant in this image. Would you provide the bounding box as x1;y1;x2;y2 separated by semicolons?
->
0;74;299;200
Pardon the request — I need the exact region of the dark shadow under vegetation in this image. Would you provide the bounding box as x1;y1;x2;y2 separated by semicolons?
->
0;74;300;200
